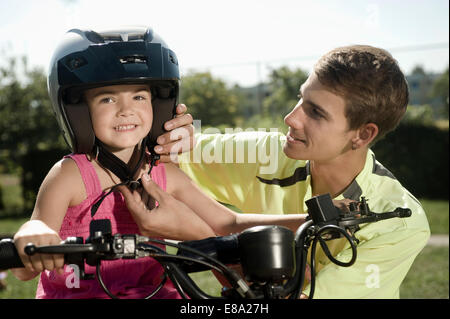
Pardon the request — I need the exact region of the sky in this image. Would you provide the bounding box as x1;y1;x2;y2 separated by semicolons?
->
0;0;448;87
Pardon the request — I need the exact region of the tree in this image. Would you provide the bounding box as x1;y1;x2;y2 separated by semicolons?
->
179;72;241;127
1;55;68;214
262;66;308;118
431;67;449;118
0;55;66;174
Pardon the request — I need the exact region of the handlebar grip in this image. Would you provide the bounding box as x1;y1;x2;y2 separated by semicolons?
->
0;238;24;270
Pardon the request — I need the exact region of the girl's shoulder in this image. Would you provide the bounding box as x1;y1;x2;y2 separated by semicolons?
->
44;157;81;183
43;157;86;207
31;156;86;230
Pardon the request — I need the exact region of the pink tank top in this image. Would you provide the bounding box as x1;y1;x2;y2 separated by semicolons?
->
35;154;181;299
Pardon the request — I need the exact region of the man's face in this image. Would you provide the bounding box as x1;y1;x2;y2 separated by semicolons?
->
283;72;356;162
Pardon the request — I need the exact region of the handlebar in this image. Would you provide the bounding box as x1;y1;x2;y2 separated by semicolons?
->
0;193;412;299
0;238;24;269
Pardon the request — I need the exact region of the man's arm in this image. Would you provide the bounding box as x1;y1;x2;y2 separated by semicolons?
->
165;163;305;235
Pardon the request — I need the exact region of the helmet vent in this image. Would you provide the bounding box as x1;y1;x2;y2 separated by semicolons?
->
99;31;146;43
169;54;178;65
66;56;88;71
102;34;123;42
119;56;147;64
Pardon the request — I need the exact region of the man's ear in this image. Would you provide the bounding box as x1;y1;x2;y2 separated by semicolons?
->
352;123;379;149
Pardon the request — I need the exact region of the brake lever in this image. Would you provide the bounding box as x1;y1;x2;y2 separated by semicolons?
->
338;208;412;228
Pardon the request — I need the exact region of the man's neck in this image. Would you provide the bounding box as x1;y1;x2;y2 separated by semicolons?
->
310;148;368;198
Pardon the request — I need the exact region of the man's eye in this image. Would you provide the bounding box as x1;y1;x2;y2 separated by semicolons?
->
312;107;323;117
134;95;146;101
305;105;323;119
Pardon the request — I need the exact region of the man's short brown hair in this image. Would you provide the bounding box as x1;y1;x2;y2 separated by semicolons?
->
314;45;409;143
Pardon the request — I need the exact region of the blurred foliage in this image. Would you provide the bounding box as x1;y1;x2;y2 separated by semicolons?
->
0;185;3;210
180;72;241;127
403;104;435;125
372;122;448;200
431;67;449;118
0;55;67;214
262;66;308;118
0;55;67;175
21;148;68;211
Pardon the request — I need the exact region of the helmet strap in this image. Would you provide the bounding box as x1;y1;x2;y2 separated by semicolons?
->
90;136;159;218
95;137;147;183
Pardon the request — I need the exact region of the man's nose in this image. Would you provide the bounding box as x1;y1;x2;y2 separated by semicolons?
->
284;103;304;129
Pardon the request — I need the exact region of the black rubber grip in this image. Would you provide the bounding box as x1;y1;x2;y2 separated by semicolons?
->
0;238;24;270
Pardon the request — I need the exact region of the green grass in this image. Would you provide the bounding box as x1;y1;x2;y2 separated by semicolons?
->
400;246;449;298
0;272;39;299
421;199;449;234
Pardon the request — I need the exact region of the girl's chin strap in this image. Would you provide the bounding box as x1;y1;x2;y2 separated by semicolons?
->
90;137;160;218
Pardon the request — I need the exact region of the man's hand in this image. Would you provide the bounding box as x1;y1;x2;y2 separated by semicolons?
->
117;173;215;240
154;104;195;163
332;198;357;213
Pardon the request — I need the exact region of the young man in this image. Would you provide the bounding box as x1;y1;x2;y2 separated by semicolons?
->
172;45;430;298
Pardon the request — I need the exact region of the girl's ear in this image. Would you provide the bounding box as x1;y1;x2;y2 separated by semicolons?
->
351;123;379;150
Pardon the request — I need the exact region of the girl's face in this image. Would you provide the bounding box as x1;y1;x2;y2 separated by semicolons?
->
85;84;153;153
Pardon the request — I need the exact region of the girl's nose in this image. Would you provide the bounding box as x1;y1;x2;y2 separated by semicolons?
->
116;97;135;116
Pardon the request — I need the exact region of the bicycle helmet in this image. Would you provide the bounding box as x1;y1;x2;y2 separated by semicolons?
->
48;26;179;155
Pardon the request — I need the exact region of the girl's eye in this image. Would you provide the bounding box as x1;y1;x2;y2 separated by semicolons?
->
100;97;114;104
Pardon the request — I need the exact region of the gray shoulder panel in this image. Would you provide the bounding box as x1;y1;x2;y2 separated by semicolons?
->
372;155;397;180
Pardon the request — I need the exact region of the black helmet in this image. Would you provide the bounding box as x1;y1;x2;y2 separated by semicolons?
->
48;26;180;154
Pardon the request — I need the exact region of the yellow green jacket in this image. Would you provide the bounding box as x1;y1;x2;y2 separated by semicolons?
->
179;132;430;298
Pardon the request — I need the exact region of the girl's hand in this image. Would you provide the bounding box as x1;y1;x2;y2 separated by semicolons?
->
12;220;64;279
154;103;195;163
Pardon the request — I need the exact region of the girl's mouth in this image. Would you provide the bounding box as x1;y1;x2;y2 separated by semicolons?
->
114;124;137;132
